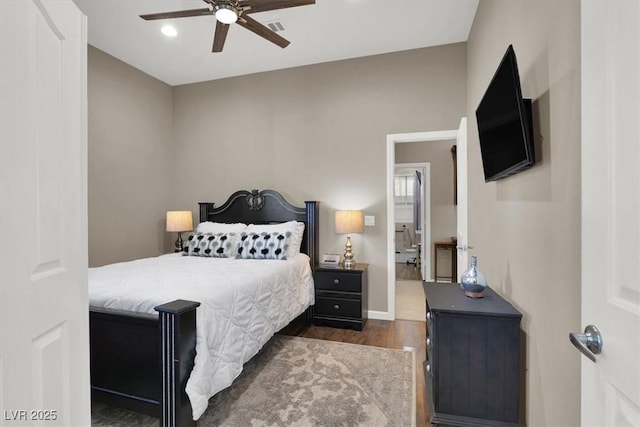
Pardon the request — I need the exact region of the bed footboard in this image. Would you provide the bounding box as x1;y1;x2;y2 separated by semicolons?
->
156;300;200;427
90;299;200;427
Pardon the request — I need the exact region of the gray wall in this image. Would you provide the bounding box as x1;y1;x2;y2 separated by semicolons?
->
466;1;581;425
171;43;467;312
88;46;174;267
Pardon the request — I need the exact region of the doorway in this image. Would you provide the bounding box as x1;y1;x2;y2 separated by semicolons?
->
394;163;429;277
386;121;467;320
394;164;427;321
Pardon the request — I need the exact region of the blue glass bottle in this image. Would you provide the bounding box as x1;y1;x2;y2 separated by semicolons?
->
460;256;487;298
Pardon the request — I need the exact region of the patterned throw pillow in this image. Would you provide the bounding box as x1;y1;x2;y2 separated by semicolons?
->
245;221;305;258
183;232;237;258
236;231;290;260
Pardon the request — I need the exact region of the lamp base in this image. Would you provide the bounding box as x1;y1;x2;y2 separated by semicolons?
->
174;233;184;252
343;259;356;269
343;234;356;269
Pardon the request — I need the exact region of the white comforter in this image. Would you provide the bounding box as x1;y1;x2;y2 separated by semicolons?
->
88;253;314;420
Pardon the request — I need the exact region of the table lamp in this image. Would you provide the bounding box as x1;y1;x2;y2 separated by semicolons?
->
335;210;364;268
166;210;193;252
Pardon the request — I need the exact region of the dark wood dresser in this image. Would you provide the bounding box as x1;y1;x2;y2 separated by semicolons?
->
423;282;522;426
311;264;368;330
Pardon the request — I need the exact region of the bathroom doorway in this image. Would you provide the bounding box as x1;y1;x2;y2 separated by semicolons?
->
393;163;429;279
386;118;467;320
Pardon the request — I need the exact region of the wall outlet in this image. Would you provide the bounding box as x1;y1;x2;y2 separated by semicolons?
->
364;215;375;226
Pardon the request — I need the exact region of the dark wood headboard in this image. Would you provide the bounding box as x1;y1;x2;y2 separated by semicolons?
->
198;189;319;267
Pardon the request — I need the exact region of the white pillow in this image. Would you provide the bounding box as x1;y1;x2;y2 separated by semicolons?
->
246;221;305;258
196;221;248;234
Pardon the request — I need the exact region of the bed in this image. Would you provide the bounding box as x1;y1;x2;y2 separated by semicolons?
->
89;189;319;427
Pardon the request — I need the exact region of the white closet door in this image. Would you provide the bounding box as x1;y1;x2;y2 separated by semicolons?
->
579;1;640;425
0;1;90;425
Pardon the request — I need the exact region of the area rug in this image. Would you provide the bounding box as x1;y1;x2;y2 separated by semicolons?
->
92;335;416;427
396;280;426;322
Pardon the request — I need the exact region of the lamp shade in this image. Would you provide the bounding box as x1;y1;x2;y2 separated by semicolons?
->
335;210;364;234
166;211;193;232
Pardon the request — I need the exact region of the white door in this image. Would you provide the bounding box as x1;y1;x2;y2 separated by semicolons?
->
579;1;640;425
456;117;468;282
0;1;90;426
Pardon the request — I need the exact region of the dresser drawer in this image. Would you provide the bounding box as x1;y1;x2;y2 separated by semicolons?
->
314;295;361;319
314;272;361;293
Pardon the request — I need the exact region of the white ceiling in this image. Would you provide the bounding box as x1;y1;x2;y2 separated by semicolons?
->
73;0;479;86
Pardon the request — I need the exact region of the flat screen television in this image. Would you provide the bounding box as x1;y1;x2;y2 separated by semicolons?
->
475;44;534;182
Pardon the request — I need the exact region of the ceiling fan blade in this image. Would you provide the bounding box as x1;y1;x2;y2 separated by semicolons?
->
239;0;314;14
140;8;212;21
212;21;230;52
236;14;290;48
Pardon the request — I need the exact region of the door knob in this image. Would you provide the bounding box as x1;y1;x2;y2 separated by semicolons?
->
569;325;603;363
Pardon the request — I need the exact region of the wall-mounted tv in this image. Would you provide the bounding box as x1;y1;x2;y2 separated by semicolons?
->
475;44;534;182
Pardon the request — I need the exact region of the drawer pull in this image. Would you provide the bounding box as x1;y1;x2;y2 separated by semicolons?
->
333;278;340;284
333;304;340;310
426;312;431;320
427;337;431;348
426;363;431;373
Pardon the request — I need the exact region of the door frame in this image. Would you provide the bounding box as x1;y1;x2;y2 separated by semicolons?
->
386;129;459;320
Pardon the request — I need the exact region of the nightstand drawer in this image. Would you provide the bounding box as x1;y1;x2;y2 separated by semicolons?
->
314;295;361;319
314;272;361;293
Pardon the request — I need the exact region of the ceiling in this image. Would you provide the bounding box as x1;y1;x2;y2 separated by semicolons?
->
73;0;479;86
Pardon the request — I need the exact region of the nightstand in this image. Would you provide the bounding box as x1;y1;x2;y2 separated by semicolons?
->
311;263;368;330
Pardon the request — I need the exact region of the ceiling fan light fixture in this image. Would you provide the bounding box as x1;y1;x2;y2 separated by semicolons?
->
215;5;238;24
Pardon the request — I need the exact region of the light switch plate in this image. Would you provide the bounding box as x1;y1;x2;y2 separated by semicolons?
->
364;215;375;226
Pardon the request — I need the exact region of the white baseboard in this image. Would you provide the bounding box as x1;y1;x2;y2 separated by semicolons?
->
367;310;394;321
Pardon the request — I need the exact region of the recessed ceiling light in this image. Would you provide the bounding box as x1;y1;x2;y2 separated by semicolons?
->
161;25;177;37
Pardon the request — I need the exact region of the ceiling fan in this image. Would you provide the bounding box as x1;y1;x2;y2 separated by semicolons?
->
140;0;315;53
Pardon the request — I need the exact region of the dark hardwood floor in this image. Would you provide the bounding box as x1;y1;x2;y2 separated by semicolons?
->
281;318;429;426
396;262;422;281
